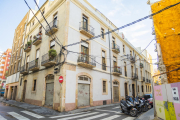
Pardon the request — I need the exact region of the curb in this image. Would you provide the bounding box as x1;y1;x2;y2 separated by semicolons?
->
1;100;119;117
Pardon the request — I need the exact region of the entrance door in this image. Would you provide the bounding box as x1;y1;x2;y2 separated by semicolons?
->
10;87;13;100
45;83;54;106
13;86;17;100
22;81;27;102
113;86;119;102
78;84;90;107
132;84;135;98
125;83;128;97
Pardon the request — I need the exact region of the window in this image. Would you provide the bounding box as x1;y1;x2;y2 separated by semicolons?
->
123;45;125;53
141;70;142;80
129;84;131;92
32;20;35;26
18;61;20;71
131;65;133;77
50;40;55;49
39;26;42;33
78;76;90;82
30;35;32;41
138;85;139;92
53;13;58;27
130;50;132;56
136;68;138;79
14;63;16;73
142;85;144;92
103;81;106;93
112;37;115;48
82;15;88;30
32;80;36;91
102;51;106;70
113;56;117;67
150;87;151;92
27;56;29;63
101;28;104;39
146;85;147;92
36;49;40;59
81;41;89;62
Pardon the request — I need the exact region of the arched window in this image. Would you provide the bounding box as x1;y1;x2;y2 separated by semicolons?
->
113;81;119;85
78;75;91;82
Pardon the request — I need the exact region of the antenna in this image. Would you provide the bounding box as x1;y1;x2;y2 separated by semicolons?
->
35;0;40;11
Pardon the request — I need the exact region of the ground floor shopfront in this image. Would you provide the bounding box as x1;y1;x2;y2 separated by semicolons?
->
4;82;18;100
8;64;150;112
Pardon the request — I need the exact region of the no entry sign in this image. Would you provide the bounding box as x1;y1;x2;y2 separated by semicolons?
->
59;76;63;83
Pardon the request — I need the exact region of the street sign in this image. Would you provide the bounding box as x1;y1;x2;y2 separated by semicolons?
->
59;76;63;83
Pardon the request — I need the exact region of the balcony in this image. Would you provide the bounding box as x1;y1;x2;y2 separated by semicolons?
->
130;56;135;63
24;43;31;52
33;33;42;46
41;53;57;67
146;79;149;83
20;65;28;75
102;63;106;71
77;54;96;69
112;43;120;54
132;73;138;80
140;63;144;68
29;59;40;71
79;21;95;38
149;80;151;83
143;77;145;82
112;67;122;76
45;20;58;36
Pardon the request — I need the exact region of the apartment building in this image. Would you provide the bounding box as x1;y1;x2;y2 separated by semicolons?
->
0;49;11;89
17;0;152;112
5;11;33;100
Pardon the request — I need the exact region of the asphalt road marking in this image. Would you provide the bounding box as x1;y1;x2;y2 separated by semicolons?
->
49;111;90;118
21;111;44;119
100;115;120;120
112;106;120;109
78;113;108;120
0;115;7;120
57;112;99;120
122;117;135;120
7;112;30;120
95;109;120;114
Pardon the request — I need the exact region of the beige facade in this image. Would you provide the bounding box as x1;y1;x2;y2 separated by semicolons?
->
15;0;153;112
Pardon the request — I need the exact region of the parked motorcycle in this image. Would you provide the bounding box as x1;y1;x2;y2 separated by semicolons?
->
139;97;148;112
134;96;143;113
120;96;137;117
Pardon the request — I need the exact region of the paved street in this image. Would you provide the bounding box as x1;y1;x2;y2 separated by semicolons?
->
0;102;136;120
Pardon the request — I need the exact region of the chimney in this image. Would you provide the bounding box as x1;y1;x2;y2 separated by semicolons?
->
35;0;40;11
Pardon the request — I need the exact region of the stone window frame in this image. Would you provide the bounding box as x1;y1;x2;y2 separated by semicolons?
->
102;79;108;95
101;48;107;71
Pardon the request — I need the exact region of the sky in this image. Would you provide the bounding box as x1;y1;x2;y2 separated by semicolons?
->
0;0;157;67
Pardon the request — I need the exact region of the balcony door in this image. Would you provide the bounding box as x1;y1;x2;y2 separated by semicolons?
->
26;56;29;70
112;37;115;48
83;15;88;31
81;41;89;62
53;13;58;27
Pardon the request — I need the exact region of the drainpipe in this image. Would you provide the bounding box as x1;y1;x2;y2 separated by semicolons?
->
108;29;112;103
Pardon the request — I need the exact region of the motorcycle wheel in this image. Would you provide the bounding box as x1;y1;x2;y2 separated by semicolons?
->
121;106;124;113
145;105;148;111
130;109;137;117
148;104;152;109
137;106;142;113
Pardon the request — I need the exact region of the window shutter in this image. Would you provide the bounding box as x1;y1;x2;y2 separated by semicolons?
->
102;51;105;57
36;49;39;58
113;57;116;61
81;41;89;48
50;40;55;47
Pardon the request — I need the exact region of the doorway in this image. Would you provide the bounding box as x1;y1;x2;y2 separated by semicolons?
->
113;81;119;102
78;84;90;107
124;83;128;97
132;84;135;98
22;80;27;102
13;86;17;100
45;74;54;106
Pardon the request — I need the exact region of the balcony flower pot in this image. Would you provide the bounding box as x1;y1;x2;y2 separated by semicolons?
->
48;49;57;61
39;32;42;35
33;35;37;39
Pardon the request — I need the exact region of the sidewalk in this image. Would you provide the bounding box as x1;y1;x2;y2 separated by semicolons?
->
0;97;119;116
136;108;154;120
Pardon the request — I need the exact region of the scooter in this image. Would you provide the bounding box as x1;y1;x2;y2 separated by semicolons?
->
120;96;137;117
133;96;142;113
139;97;148;112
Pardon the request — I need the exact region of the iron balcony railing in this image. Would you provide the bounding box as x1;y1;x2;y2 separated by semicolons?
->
41;53;58;65
146;79;149;83
33;33;42;44
20;65;28;73
130;55;135;63
24;43;32;51
45;20;58;34
132;73;138;80
140;63;144;68
77;54;96;67
143;77;145;82
79;21;95;36
29;59;39;70
112;43;120;53
102;63;106;71
112;67;122;74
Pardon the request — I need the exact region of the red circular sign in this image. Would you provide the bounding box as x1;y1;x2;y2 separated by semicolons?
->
59;76;63;83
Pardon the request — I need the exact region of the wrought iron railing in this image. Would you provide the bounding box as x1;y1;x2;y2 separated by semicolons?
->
140;63;144;68
132;73;138;80
29;59;39;70
143;77;145;81
45;20;59;34
130;55;135;63
112;67;122;74
20;65;28;73
24;43;31;51
77;54;96;67
146;79;149;83
41;53;57;65
102;63;106;70
112;43;120;52
79;21;95;36
33;33;42;44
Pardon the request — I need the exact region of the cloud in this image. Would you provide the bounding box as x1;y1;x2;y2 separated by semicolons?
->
130;38;138;43
130;24;146;31
131;30;150;38
108;7;120;17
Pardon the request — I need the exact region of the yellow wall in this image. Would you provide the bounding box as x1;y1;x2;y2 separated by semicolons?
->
151;0;180;83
